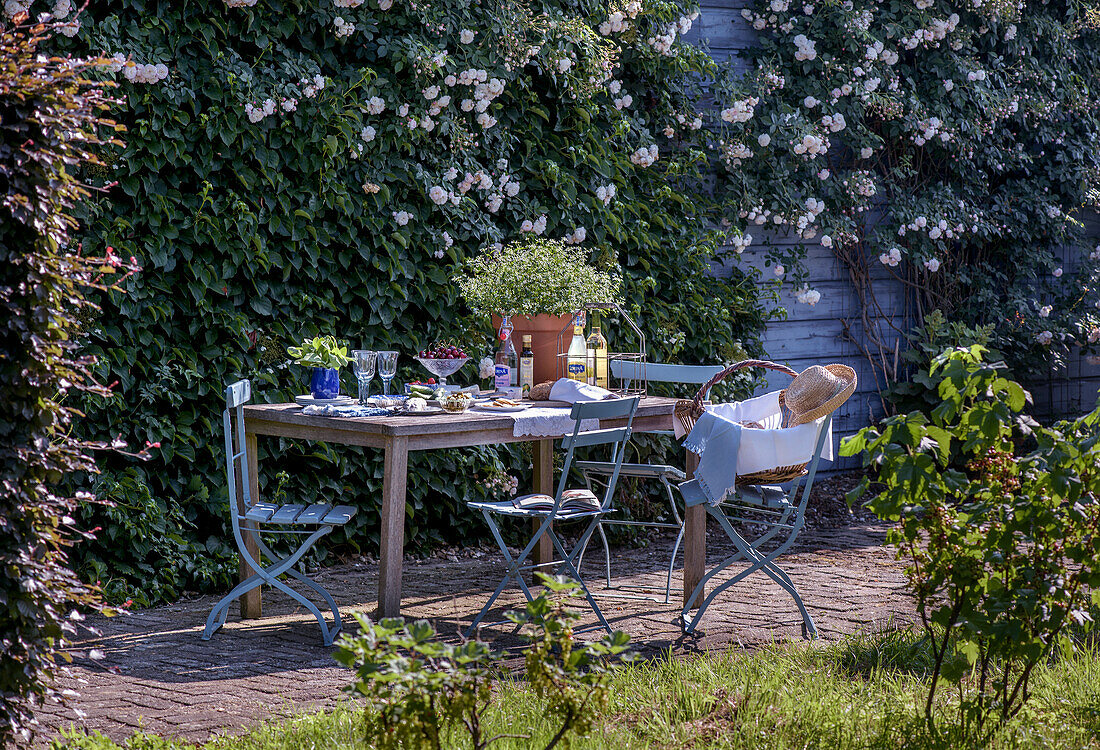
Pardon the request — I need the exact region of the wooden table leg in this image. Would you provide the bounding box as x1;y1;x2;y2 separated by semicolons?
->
240;431;262;619
531;439;554;580
378;436;409;618
682;451;705;609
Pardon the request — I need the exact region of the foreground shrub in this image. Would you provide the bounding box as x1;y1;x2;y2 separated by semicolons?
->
334;576;632;750
843;345;1100;738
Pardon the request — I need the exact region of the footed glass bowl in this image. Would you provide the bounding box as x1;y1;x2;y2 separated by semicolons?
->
416;356;468;386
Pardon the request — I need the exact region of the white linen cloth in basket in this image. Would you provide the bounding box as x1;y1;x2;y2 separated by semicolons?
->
681;391;833;505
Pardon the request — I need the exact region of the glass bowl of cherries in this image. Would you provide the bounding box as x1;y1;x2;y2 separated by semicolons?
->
416;342;469;386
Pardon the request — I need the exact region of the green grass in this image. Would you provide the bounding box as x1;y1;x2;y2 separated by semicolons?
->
54;627;1100;749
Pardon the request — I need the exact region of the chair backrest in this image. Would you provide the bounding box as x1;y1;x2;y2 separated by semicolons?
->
611;361;725;400
557;397;640;511
223;380;253;545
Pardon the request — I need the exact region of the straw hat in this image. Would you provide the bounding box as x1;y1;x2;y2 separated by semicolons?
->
783;364;857;426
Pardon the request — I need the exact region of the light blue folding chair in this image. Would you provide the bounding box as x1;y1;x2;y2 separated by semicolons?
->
466;396;640;636
203;380;357;646
678;414;833;638
575;361;724;602
674;361;855;638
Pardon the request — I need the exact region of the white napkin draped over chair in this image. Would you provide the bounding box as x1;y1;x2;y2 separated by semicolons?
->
681;390;833;506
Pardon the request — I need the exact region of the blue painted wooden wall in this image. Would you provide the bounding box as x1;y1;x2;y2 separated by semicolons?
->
684;1;1100;469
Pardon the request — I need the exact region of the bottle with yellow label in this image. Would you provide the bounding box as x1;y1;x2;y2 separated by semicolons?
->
586;323;609;388
566;323;589;382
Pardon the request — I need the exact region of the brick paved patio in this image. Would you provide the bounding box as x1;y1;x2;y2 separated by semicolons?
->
37;521;911;746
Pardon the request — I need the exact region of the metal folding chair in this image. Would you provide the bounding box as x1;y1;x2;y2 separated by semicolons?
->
678;412;834;638
203;380;357;646
575;361;724;602
466;396;640;636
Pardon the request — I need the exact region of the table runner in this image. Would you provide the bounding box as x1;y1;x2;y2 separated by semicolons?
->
511;406;598;438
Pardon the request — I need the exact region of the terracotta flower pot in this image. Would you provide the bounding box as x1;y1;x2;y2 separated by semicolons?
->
492;313;573;385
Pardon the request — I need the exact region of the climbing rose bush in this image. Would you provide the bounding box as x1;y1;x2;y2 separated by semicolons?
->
712;0;1100;379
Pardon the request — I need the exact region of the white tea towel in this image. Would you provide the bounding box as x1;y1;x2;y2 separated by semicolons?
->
512;407;599;438
302;404;390;418
548;378;617;403
682;411;743;506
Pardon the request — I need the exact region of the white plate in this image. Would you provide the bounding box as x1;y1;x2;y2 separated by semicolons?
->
295;394;356;406
396;406;445;416
473;403;528;413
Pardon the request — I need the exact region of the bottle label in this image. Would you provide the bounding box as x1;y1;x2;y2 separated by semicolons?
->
567;362;586;380
520;358;534;388
495;365;511;389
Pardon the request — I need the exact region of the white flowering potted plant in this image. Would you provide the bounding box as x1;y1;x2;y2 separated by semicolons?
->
457;237;621;383
287;336;352;400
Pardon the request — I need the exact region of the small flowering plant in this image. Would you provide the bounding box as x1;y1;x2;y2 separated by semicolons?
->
483;468;519;498
456;238;622;318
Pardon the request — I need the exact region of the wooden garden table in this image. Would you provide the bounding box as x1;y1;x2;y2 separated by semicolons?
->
236;396;705;618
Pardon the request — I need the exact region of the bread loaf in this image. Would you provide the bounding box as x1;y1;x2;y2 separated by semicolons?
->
528;381;553;401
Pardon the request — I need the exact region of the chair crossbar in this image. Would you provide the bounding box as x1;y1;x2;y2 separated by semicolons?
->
724;515;796;529
722;506;789;520
237;523;336;536
565;427;631;449
597;518;680;529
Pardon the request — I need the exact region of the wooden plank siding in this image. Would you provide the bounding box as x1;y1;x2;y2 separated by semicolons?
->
687;4;1100;472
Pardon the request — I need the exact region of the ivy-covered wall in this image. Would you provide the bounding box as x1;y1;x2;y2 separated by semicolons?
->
50;0;770;604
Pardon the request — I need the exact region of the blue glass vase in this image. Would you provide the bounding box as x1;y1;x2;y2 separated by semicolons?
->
310;367;341;400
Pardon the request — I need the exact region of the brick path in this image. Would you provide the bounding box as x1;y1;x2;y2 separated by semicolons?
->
37;522;911;746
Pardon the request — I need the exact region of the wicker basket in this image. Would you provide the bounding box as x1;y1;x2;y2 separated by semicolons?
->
674;359;808;486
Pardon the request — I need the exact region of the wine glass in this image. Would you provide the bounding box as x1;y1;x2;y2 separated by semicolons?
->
352;350;377;403
377;350;399;397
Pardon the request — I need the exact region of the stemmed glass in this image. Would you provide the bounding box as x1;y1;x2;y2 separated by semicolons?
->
352;350;377;404
377;350;399;397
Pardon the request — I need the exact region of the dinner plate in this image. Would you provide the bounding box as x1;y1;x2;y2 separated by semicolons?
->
395;406;444;416
295;394;356;407
473;403;528;413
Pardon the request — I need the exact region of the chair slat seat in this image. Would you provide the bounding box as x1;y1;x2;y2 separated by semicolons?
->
723;484;790;510
244;502;280;523
294;503;334;524
269;504;307;523
469;496;607;520
321;505;358;525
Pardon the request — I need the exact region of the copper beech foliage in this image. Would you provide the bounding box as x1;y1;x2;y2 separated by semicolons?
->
0;14;138;742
